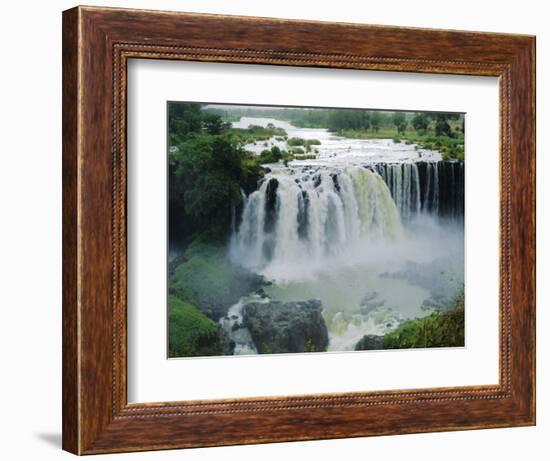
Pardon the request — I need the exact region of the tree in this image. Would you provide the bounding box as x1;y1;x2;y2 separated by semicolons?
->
326;109;371;131
370;111;382;133
412;112;429;134
173;134;245;236
434;113;454;137
392;112;407;135
202;112;225;135
168;103;204;144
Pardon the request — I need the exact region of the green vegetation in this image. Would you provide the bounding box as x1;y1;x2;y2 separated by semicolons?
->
290;147;305;154
209;105;464;160
168;295;224;357
337;126;464;160
412;112;429;133
226;123;287;144
169;104;294;240
331;111;464;160
287;137;321;153
382;289;465;349
392;112;407;135
293;154;317;160
170;239;237;317
168;103;465;357
306;139;321;145
204;105;465;159
287;137;305;146
169;237;263;320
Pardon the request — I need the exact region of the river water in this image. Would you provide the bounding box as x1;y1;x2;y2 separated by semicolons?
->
225;117;464;353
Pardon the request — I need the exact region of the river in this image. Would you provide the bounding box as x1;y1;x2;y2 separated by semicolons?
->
225;117;464;353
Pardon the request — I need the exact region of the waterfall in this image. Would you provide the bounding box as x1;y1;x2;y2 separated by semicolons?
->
379;161;463;220
376;163;421;221
230;166;402;272
230;160;464;278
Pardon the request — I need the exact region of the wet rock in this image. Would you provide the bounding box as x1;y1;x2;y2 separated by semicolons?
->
221;329;236;355
264;178;279;234
313;175;322;188
331;173;341;192
255;288;268;298
354;335;384;351
243;299;329;354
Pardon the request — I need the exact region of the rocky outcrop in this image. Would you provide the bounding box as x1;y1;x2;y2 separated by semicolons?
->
243;299;329;354
354;335;384;351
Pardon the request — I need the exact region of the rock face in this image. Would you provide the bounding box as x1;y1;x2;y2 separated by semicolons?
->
354;335;384;351
243;299;329;354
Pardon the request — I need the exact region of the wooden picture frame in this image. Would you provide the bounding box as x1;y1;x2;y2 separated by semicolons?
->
62;5;536;455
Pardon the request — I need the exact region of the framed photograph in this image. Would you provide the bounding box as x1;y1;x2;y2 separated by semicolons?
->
62;6;535;455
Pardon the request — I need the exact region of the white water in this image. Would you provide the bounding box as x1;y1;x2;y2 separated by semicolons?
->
225;117;463;352
219;294;267;355
232;116;442;164
231;165;402;280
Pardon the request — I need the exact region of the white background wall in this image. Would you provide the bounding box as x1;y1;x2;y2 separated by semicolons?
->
0;0;546;459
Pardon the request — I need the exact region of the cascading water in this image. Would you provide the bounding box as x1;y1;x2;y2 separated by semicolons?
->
375;163;421;221
377;161;464;220
223;117;464;353
230;165;402;278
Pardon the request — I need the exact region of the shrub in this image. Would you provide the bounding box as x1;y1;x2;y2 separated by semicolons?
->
287;137;305;146
305;139;321;146
383;289;465;349
168;295;224;357
290;147;305;154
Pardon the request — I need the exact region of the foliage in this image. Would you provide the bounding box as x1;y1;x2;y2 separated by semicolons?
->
168;295;224;357
169;238;264;321
169;240;236;316
412;112;430;133
392;112;408;135
168;104;465;247
169;103;275;240
306;138;321;145
336;123;465;160
382;289;465;349
434;113;454;137
171;133;246;236
328;109;371;131
370;111;383;133
258;146;283;163
288;137;305;146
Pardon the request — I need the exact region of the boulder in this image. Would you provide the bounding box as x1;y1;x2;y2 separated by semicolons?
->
354;334;384;351
243;299;329;354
